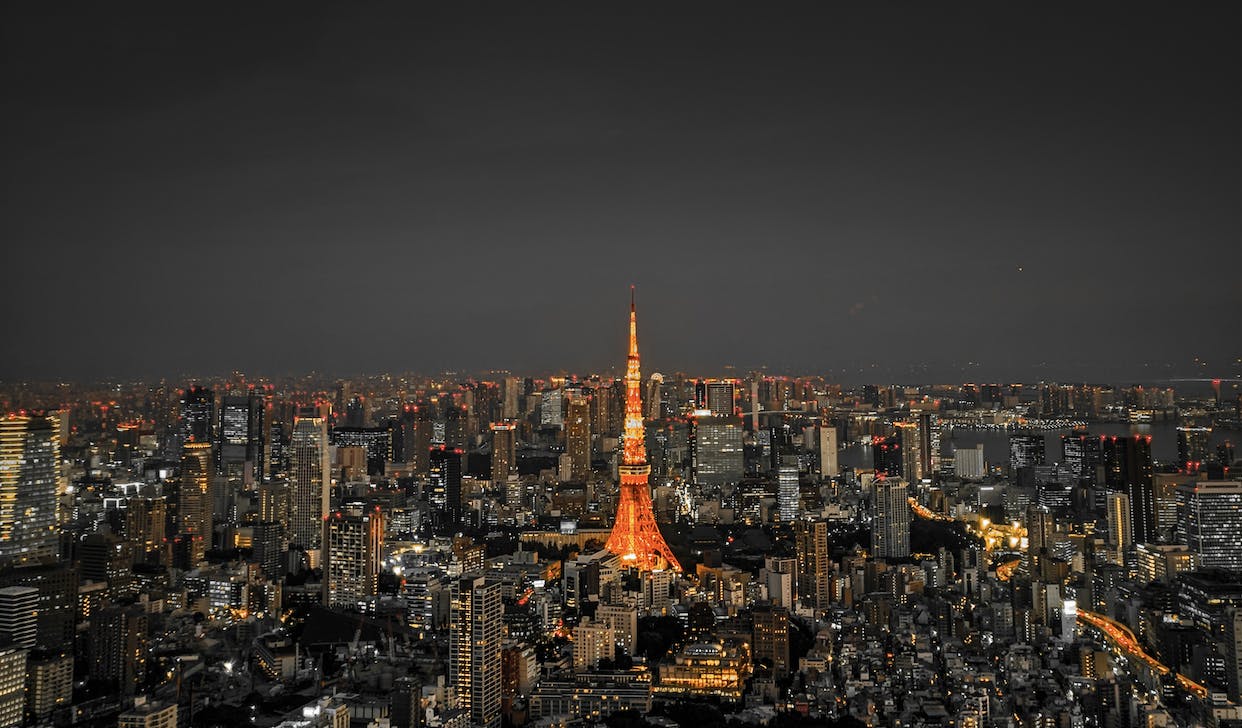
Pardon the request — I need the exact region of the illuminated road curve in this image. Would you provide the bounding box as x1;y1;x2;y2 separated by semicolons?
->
1077;609;1208;699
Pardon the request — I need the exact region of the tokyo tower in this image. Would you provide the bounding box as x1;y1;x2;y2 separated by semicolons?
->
604;288;682;572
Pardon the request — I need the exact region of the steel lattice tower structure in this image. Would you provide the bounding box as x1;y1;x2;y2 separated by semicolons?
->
604;288;682;572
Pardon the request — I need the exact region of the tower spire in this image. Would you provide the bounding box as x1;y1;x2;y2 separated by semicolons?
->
605;288;681;572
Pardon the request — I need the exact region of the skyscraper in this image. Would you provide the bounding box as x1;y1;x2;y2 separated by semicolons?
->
87;604;148;695
777;465;800;522
124;496;167;566
450;576;502;728
1105;492;1132;565
178;385;214;452
819;423;839;478
796;520;830;610
0;586;37;650
566;395;591;481
691;414;744;486
695;380;735;416
490;421;517;488
178;441;212;564
872;436;903;478
954;443;986;480
323;505;384;609
916;411;940;480
289;410;331;565
0;412;60;565
216;392;265;480
430;446;463;530
1061;432;1101;485
1227;607;1242;704
1102;435;1155;544
1176;480;1242;571
1177;426;1212;470
604;290;681;572
752;604;791;679
872;477;910;560
401;405;433;476
895;420;923;483
0;644;24;728
1009;431;1046;471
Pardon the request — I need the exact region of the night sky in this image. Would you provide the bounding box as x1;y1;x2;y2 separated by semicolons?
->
3;4;1238;382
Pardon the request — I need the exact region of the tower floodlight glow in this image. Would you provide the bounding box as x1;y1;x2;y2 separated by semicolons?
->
604;288;682;572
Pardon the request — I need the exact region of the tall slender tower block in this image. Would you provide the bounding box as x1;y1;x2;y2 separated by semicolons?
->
604;289;681;572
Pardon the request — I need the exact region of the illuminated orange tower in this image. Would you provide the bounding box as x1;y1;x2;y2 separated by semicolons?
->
604;288;682;572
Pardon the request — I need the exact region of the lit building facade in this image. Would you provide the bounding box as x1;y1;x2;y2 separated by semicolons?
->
0;412;61;565
289;411;331;564
872;477;910;560
1176;480;1242;571
450;576;502;728
323;505;384;609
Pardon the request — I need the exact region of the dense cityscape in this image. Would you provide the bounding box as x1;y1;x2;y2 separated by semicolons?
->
0;294;1238;728
4;3;1239;728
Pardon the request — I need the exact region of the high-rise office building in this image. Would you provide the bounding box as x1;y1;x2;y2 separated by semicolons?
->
88;604;148;695
1176;480;1242;571
178;441;212;564
267;419;290;480
400;405;433;476
0;413;60;565
501;377;522;420
1102;435;1155;545
0;565;76;651
258;480;289;538
331;425;395;476
289;410;331;564
796;520;830;610
430;446;463;530
777;465;799;522
539;389;564;429
0;644;24;728
895;421;923;483
251;520;284;579
1227;607;1242;704
125;496;167;566
955;444;986;480
916;411;940;480
872;477;910;560
216;392;265;480
25;652;72;724
752;604;791;679
1061;432;1101;485
819;424;839;478
450;576;502;728
872;436;903;478
1105;492;1132;565
566;395;591;481
0;587;37;650
1009;431;1046;471
323;505;384;609
692;414;744;486
1177;426;1213;470
572;619;615;672
695;380;735;416
491;421;517;489
179;385;214;452
444;404;467;450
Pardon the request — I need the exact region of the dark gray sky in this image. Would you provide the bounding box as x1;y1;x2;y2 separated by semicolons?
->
3;3;1239;382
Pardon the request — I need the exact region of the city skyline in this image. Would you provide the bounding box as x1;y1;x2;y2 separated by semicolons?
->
2;4;1238;381
0;6;1239;727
